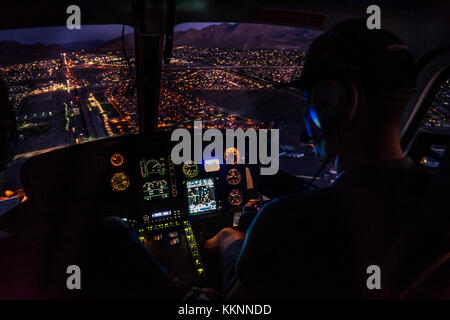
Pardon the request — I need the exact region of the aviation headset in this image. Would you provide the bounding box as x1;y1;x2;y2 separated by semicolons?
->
301;19;416;160
304;75;359;157
298;19;416;187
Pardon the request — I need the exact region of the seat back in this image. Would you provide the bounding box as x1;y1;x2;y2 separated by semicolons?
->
379;143;450;299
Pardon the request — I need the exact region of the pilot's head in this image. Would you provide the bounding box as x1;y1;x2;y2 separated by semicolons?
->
0;78;17;183
299;19;416;166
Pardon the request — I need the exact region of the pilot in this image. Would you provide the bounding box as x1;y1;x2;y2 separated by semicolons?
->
0;78;171;299
203;19;434;298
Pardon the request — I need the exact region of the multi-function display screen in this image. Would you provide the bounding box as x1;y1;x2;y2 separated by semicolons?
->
186;178;217;215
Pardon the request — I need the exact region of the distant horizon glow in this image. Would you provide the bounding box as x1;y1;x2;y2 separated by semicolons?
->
0;24;134;45
174;22;234;32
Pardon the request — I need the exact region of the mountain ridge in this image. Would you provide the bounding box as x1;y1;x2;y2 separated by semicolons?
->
172;23;321;50
0;41;66;66
0;23;321;66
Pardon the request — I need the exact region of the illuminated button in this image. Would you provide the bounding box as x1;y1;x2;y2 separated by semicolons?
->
197;268;204;275
169;232;178;238
169;238;180;245
204;158;220;172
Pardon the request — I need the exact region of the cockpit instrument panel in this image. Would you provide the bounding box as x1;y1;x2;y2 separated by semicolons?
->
104;137;247;232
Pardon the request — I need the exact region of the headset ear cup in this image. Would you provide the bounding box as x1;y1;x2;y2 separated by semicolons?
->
310;78;357;134
345;79;359;128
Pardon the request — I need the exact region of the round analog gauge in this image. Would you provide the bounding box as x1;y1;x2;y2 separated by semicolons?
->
224;147;241;165
156;179;168;188
111;172;130;191
182;161;199;178
143;180;168;190
228;189;243;206
226;168;242;185
147;159;162;173
141;158;167;177
110;153;124;167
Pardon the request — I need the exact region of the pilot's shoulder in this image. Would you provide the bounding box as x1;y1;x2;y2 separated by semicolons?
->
255;186;337;225
263;186;336;211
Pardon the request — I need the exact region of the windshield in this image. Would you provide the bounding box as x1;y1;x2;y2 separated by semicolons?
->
159;22;322;130
0;22;336;202
158;23;335;186
0;25;136;200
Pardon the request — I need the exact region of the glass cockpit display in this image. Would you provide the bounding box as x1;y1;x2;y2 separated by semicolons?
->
186;178;217;215
140;157;170;201
143;179;170;200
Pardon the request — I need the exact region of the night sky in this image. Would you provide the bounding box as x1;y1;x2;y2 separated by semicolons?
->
0;24;134;45
0;23;223;45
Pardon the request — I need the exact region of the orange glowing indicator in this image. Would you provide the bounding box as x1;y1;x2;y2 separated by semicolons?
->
111;153;124;167
4;190;14;197
111;172;130;191
224;147;240;165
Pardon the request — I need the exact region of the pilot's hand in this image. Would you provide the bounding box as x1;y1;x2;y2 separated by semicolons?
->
202;228;245;256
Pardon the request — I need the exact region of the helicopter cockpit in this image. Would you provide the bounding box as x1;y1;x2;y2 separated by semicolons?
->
0;0;449;301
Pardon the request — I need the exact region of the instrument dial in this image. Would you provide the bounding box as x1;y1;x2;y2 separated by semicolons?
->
224;147;240;165
140;158;167;177
148;159;162;173
156;180;168;188
182;161;199;178
110;153;124;167
111;172;130;191
226;168;242;185
228;189;243;206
